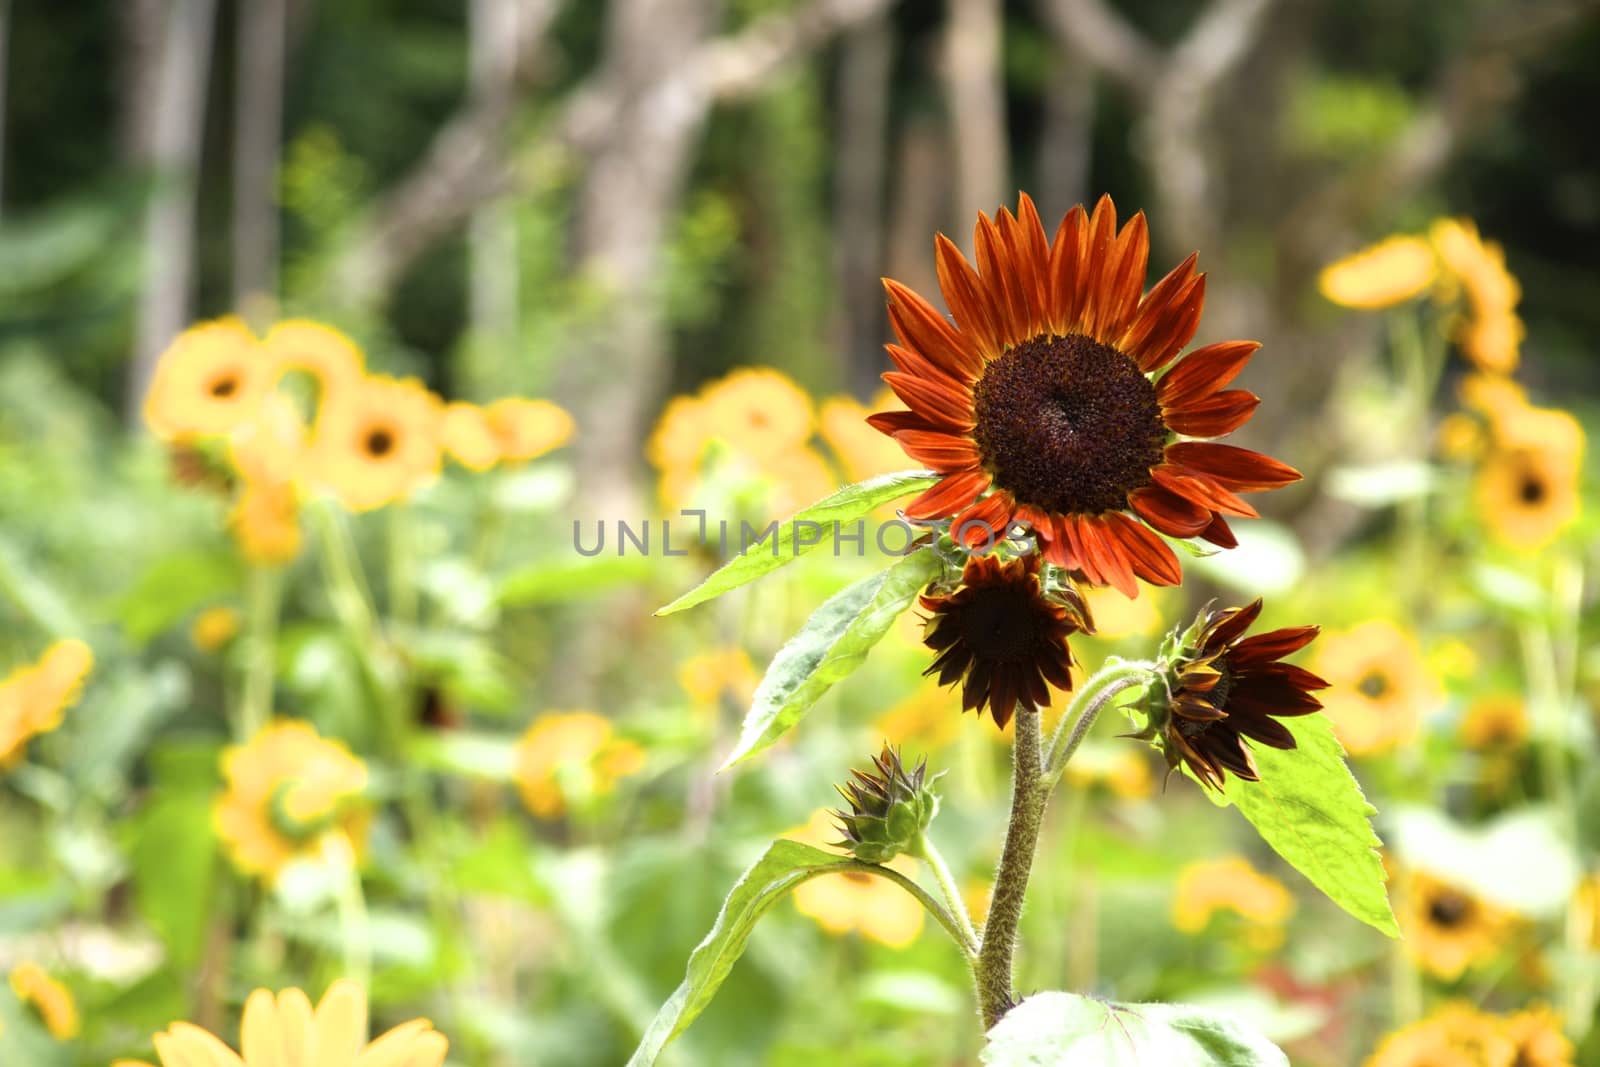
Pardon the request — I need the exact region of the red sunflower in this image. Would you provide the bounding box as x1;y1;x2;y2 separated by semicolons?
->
869;193;1299;597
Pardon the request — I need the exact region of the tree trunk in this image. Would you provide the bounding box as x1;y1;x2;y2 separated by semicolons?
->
941;0;1009;243
232;0;286;313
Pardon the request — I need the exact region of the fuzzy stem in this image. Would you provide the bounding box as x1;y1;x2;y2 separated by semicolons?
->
913;832;979;955
238;564;282;739
975;704;1043;1028
1043;662;1155;785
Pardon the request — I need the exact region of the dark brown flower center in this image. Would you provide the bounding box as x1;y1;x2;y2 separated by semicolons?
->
1206;662;1235;710
1427;890;1471;928
957;583;1048;663
971;334;1167;515
364;427;397;458
209;373;240;399
1357;670;1390;700
1519;472;1547;505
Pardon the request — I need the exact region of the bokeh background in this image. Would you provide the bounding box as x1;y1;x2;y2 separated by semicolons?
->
2;0;1600;1064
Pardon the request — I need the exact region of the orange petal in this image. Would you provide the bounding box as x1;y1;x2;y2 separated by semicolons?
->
1151;464;1258;518
1129;485;1212;537
1156;340;1260;408
883;370;975;430
1046;204;1088;334
975;212;1031;348
1164;389;1260;437
1165;442;1301;491
884;279;985;379
1090;212;1150;342
1118;253;1199;369
953;491;1015;549
935;234;1002;357
1105;511;1182;586
905;470;990;519
894;429;982;471
1077;514;1138;598
1076;196;1119;337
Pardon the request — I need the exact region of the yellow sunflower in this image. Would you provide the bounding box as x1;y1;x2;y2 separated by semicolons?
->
261;319;366;415
441;402;499;472
700;367;815;461
1473;405;1583;552
229;392;310;489
874;682;966;751
1459;694;1527;750
0;639;93;768
122;979;446;1067
213;720;370;883
646;395;711;473
1400;868;1515;981
310;374;444;511
513;712;644;819
228;480;303;565
1501;1005;1575;1067
1365;1002;1515;1067
1430;218;1523;375
1313;619;1434;757
484;397;575;465
786;809;924;948
676;648;758;719
819;389;913;484
1318;235;1438;309
190;606;241;652
1172;856;1294;950
143;318;270;440
1458;373;1529;430
10;961;78;1039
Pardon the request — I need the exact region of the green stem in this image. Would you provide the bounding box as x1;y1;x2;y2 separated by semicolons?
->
832;860;974;963
1044;662;1156;784
239;565;283;739
387;502;418;629
975;705;1043;1028
913;832;979;955
324;834;371;987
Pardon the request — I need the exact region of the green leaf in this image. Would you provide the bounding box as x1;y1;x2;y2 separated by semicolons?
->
127;789;218;969
114;549;242;644
627;840;853;1066
983;991;1288;1066
655;470;937;616
720;548;942;769
1204;714;1397;936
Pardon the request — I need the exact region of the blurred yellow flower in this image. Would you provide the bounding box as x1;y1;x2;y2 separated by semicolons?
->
190;606;241;652
1458;373;1529;429
214;720;369;883
757;444;836;514
1435;412;1485;461
441;402;500;472
1314;619;1433;756
1063;745;1154;799
0;639;93;768
1401;869;1514;981
1318;235;1437;309
1171;856;1293;950
10;961;78;1040
128;980;446;1067
819;389;912;484
229;392;310;488
1474;406;1583;553
1573;875;1600;950
646;395;711;473
1081;584;1163;639
310;374;443;511
262;319;366;415
1431;218;1523;374
875;683;964;751
1459;695;1527;750
677;648;758;716
143;317;270;440
964;880;993;926
1365;1002;1515;1067
787;809;924;948
700;367;815;461
513;712;644;819
1501;1005;1575;1067
229;480;303;565
1459;310;1524;376
484;397;575;465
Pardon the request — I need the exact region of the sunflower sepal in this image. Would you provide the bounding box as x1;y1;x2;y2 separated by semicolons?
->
832;745;942;864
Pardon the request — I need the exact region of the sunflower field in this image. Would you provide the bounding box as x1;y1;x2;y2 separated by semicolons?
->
3;2;1600;1066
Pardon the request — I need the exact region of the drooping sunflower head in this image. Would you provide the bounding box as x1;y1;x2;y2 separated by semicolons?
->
310;374;444;512
1151;599;1326;789
871;193;1298;598
920;551;1092;729
143;317;270;440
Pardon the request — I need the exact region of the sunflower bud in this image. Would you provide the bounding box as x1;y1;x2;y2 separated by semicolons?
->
833;745;941;863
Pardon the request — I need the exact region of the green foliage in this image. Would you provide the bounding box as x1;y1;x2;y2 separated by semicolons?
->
656;470;937;615
981;992;1288;1067
721;548;943;769
1206;715;1398;937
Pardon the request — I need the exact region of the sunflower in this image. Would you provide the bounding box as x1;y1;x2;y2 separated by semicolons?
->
441;402;499;472
1501;1005;1576;1067
122;980;447;1067
261;319;365;414
1154;600;1326;789
1430;218;1523;375
787;809;925;948
1401;869;1514;981
919;551;1091;729
874;682;967;751
9;961;78;1040
676;647;758;719
228;480;303;565
0;639;93;769
214;720;370;883
1459;695;1527;750
513;712;644;819
1317;235;1438;309
143;318;270;440
1171;855;1294;950
484;397;575;465
820;389;912;484
310;374;444;511
1474;405;1583;552
1313;619;1432;757
229;392;309;488
700;367;815;461
869;194;1299;598
1365;1002;1515;1067
190;606;241;652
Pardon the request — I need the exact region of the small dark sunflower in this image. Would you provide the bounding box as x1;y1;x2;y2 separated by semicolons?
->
920;552;1092;729
1158;599;1327;789
870;193;1301;598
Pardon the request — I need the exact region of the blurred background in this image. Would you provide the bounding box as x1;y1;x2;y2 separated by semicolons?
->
2;0;1600;1064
